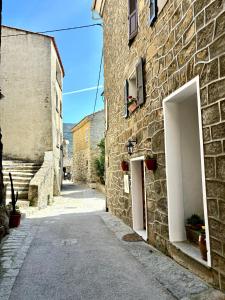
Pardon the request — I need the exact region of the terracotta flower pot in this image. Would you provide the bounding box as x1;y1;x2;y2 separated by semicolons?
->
145;158;157;171
9;213;21;228
199;233;207;261
121;161;129;171
128;102;137;113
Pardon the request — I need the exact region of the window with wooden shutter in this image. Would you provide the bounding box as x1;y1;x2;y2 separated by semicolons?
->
124;80;129;118
150;0;157;26
128;0;138;40
136;58;144;106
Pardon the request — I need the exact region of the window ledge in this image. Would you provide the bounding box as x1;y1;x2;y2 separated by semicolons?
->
173;241;209;268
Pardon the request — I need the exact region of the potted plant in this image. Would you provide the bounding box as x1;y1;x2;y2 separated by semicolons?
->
185;214;204;244
144;155;157;171
199;226;207;261
8;173;21;228
121;160;129;171
127;96;137;113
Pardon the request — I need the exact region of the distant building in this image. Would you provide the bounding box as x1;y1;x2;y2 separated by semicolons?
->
0;26;64;206
71;110;104;185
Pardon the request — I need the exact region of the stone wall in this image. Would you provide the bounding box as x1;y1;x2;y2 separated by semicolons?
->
103;0;225;291
28;151;54;208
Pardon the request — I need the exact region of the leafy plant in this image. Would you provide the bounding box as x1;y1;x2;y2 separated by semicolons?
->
9;173;19;214
94;138;105;184
187;214;204;226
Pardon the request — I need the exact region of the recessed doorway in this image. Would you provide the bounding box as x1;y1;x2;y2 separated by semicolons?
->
130;156;147;240
163;77;211;266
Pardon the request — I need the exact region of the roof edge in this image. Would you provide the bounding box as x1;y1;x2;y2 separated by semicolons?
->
71;109;104;132
2;25;65;77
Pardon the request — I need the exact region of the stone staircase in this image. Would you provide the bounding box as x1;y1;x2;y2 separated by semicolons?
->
3;160;41;208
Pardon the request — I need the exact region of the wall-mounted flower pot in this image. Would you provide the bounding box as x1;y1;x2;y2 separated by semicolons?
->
9;213;21;228
121;160;129;171
145;158;157;171
128;102;137;113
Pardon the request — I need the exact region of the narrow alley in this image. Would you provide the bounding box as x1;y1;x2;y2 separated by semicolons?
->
0;183;223;300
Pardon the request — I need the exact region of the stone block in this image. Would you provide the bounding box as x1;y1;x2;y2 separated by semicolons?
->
194;0;208;16
200;59;218;87
204;142;222;155
219;200;225;221
210;34;225;59
211;238;223;255
157;198;167;213
202;103;220;126
212;123;225;140
209;218;225;240
208;198;219;218
182;0;192;15
215;11;225;38
152;130;165;153
200;87;208;106
206;0;224;24
203;127;211;142
175;7;193;40
195;48;209;63
205;157;216;178
177;37;196;67
216;156;225;181
208;79;225;103
207;180;225;198
220;56;225;78
195;10;205;32
221;100;225;120
197;21;215;50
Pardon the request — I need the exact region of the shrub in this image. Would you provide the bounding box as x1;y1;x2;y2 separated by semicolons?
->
94;138;105;184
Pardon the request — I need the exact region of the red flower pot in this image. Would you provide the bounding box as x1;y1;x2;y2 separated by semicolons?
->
128;102;137;113
145;159;157;171
121;161;129;171
199;233;207;261
9;213;21;228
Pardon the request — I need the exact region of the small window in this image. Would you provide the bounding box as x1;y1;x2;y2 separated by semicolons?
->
128;0;138;41
56;92;59;113
124;58;145;117
56;60;62;89
150;0;157;26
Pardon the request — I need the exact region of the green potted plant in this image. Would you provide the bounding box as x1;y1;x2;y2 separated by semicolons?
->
8;173;21;228
185;214;204;244
127;96;137;113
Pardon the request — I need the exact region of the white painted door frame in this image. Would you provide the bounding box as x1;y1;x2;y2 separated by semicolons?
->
130;156;148;240
163;76;211;267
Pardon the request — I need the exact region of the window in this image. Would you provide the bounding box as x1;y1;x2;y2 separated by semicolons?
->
128;0;138;41
149;0;157;26
150;0;168;26
56;92;59;113
56;60;62;89
124;58;145;118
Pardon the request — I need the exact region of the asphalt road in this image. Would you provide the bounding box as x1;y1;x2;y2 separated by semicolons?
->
9;182;174;300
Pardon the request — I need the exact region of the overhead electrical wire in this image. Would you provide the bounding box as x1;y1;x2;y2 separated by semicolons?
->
2;23;102;38
93;47;103;116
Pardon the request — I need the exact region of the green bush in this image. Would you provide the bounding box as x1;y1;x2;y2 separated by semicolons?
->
94;138;105;184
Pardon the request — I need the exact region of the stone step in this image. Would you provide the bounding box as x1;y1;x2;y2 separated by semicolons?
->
4;177;32;184
5;182;29;189
3;171;36;178
3;160;41;166
3;166;40;172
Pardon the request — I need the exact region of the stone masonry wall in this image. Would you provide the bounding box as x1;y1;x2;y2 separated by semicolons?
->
103;0;225;290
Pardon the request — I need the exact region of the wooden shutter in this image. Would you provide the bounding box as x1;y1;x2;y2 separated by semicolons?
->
136;58;144;106
128;0;138;40
124;80;129;118
150;0;157;26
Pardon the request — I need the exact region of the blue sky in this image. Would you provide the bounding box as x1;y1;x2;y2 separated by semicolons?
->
2;0;104;124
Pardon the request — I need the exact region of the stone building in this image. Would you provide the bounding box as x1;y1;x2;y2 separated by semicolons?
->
0;26;64;206
72;110;105;185
93;0;225;291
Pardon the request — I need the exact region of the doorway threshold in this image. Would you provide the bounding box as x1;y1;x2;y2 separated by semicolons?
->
136;230;147;241
173;241;208;267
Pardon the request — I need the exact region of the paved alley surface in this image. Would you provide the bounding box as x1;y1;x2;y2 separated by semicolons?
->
0;182;225;300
